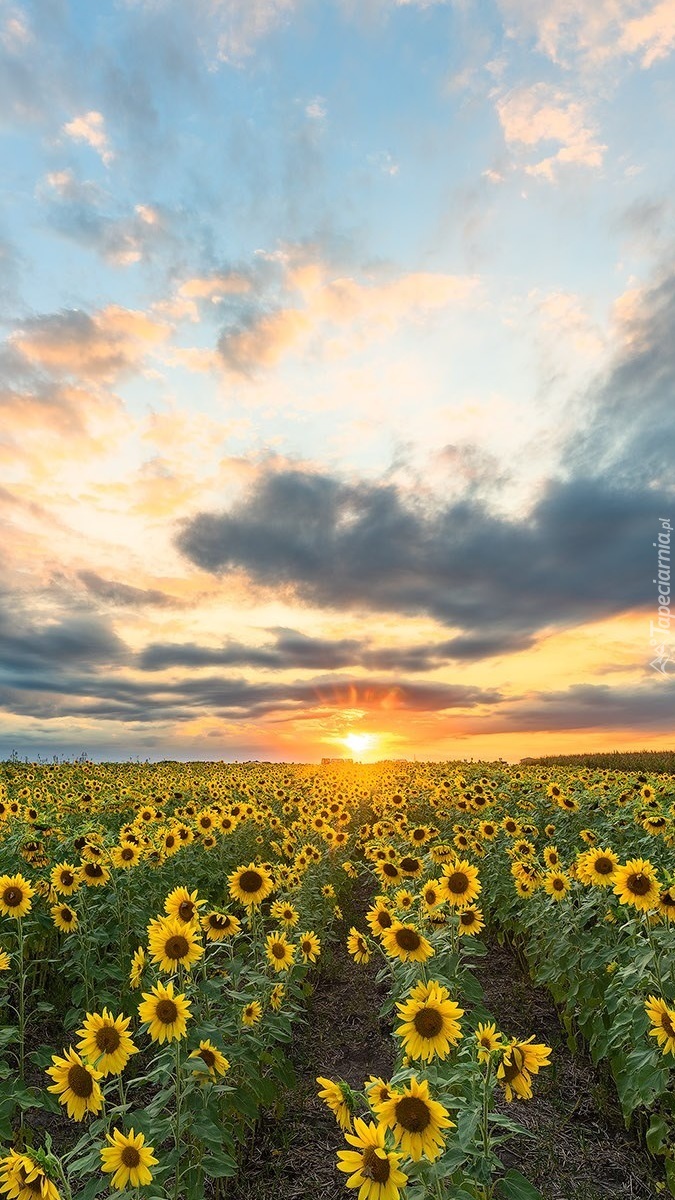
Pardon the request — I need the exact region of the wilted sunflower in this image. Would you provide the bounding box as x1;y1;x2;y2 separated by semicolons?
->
51;903;78;933
242;1000;262;1026
164;886;206;926
0;874;34;918
613;858;660;911
396;979;463;1061
298;930;321;963
76;1008;138;1077
265;931;296;972
100;1128;158;1190
347;927;371;964
382;922;434;964
138;980;191;1044
375;1075;454;1162
336;1118;408;1200
147;916;204;974
201;911;241;941
0;1150;62;1200
46;1047;104;1120
50;862;80;896
190;1039;230;1079
316;1076;353;1130
645;996;675;1056
457;906;485;935
497;1036;552;1101
475;1022;503;1062
228;863;274;907
440;859;481;908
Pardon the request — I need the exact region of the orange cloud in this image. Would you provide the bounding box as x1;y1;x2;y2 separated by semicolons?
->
11;305;170;381
62;111;113;164
497;84;606;179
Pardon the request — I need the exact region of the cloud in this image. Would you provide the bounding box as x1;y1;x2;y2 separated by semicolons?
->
468;682;675;733
127;0;298;65
77;571;184;609
496;84;606;180
10;305;169;381
62;111;114;165
497;0;675;70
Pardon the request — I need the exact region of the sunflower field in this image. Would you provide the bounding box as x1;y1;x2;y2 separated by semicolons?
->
0;757;673;1200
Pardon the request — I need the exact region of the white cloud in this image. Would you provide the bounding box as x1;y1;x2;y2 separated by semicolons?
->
62;111;114;166
496;83;606;180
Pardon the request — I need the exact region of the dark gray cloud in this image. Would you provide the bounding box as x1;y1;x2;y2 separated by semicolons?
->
78;571;183;609
174;468;661;636
469;683;675;734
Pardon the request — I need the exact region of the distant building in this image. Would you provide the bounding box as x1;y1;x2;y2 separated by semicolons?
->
321;756;354;764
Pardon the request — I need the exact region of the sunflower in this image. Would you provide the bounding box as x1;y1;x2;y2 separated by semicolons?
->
0;950;10;971
163;886;206;926
201;911;241;941
270;983;285;1011
457;906;485;935
659;886;675;920
399;855;423;879
138;980;191;1044
543;871;571;901
190;1039;230;1079
613;858;661;911
0;874;34;919
497;1037;552;1101
366;901;395;938
382;922;434;964
228;863;275;908
76;1009;138;1077
316;1076;353;1131
347;927;371;964
376;860;403;887
645;996;675;1056
365;1075;396;1106
542;845;560;869
298;930;321;963
440;859;481;908
79;861;110;887
475;1022;503;1062
51;903;78;933
242;1000;262;1026
270;899;300;927
100;1128;158;1190
375;1075;454;1162
395;978;463;1061
111;844;141;869
147;916;204;974
265;931;296;972
50;862;80;896
0;1150;61;1200
46;1047;104;1120
336;1118;408;1200
129;945;146;989
579;847;619;886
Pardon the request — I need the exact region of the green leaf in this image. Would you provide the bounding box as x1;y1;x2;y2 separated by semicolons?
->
496;1169;545;1199
646;1113;670;1156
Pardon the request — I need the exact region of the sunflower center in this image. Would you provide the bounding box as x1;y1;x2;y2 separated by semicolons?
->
302;940;312;954
383;863;399;877
3;887;22;907
68;1064;94;1098
60;871;75;886
199;1047;216;1068
413;1006;443;1038
502;1045;526;1082
239;870;263;893
400;857;420;873
361;1147;391;1183
156;999;179;1024
85;863;103;877
395;928;421;951
121;848;134;860
377;910;393;929
96;1026;121;1053
626;872;651;896
121;1146;141;1168
60;908;74;922
460;910;476;924
662;1013;675;1038
552;878;564;891
357;938;367;953
178;900;195;921
594;857;614;874
395;1095;431;1132
209;915;228;929
272;943;286;959
165;935;190;960
445;872;469;894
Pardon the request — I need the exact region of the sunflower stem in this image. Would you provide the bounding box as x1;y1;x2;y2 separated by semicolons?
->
17;916;26;1085
173;1036;183;1200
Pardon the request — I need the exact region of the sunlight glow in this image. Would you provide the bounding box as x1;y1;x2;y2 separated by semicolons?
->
343;732;376;754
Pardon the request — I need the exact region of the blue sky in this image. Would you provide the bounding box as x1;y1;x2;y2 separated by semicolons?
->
1;0;674;761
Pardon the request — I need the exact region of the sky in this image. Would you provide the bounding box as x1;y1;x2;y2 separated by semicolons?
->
1;0;674;764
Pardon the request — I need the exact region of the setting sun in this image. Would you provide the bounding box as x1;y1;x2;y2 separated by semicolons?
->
342;732;376;755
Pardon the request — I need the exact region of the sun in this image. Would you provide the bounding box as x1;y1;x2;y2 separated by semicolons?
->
342;732;376;754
